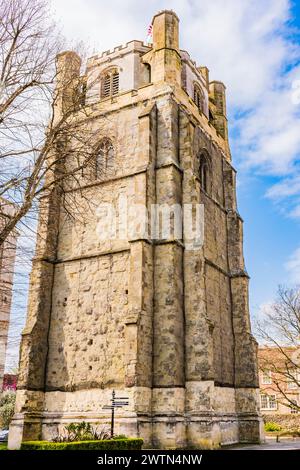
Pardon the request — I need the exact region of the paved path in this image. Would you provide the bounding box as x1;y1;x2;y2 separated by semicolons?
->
226;437;300;450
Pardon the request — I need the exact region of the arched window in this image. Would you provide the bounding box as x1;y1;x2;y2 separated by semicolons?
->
101;68;119;98
144;63;151;84
198;152;210;193
96;138;114;177
194;83;204;113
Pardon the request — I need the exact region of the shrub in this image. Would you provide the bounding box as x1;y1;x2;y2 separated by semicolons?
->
53;422;110;442
0;393;16;429
264;422;282;432
21;438;143;450
262;414;300;432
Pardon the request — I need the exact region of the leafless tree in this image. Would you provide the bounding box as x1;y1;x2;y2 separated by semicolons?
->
0;0;108;246
256;285;300;412
0;0;110;374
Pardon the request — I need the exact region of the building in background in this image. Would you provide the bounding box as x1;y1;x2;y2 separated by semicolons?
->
258;346;300;415
2;374;17;392
0;199;18;392
9;11;262;449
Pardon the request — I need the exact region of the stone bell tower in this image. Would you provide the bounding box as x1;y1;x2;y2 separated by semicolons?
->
9;11;263;449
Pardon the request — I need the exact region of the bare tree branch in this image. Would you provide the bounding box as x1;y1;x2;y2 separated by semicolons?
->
256;285;300;412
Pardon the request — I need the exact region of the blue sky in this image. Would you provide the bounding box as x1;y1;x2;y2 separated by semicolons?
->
5;0;300;369
233;0;300;315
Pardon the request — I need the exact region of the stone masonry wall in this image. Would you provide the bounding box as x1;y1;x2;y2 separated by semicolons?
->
46;251;129;391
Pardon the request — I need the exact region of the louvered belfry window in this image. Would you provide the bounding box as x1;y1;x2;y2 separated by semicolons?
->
112;72;119;95
101;69;119;98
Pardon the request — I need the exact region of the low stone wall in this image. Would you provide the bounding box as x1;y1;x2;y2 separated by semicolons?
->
262;414;300;430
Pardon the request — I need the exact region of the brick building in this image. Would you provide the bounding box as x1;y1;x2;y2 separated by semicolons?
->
2;374;17;392
258;346;300;415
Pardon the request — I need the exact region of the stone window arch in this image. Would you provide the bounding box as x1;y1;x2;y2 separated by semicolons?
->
144;63;151;84
95;138;114;177
194;83;205;114
101;67;119;98
198;151;211;194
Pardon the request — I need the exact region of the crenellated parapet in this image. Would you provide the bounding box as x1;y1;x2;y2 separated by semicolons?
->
52;10;230;159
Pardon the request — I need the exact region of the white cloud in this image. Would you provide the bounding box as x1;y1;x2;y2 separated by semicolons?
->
253;301;275;328
290;205;300;219
267;176;300;199
265;175;300;219
51;1;295;99
235;66;300;174
51;0;300;174
256;300;274;316
184;0;294;108
285;247;300;283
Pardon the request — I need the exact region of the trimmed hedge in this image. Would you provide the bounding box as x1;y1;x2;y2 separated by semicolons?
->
21;438;143;451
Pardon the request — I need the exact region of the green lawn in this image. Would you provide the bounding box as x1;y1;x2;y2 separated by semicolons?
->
0;443;7;450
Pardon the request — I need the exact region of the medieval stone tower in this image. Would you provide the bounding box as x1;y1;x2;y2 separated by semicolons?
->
9;11;263;449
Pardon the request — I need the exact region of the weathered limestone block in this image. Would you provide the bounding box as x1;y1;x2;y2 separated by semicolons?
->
55;51;81;119
18;261;54;390
145;11;181;87
126;241;153;388
231;276;259;388
209;81;229;144
153;243;184;387
184;250;213;381
156;97;179;167
236;386;264;444
185;381;214;414
152;418;186;449
227;212;246;274
152;388;185;415
46;252;129;391
223;160;237;211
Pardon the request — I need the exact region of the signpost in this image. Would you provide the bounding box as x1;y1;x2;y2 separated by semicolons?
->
102;390;129;438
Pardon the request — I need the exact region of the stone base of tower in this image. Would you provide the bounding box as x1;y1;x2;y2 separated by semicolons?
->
8;413;43;450
151;383;264;449
8;384;264;449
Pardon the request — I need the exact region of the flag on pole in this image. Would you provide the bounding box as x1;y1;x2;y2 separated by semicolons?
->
146;24;153;44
